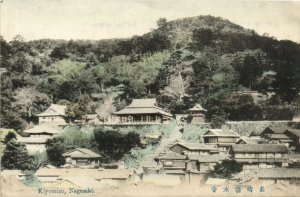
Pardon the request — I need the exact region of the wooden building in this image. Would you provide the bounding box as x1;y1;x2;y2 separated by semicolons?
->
264;134;292;145
284;128;300;144
203;129;240;153
231;144;289;172
24;125;60;138
169;142;218;156
114;99;173;124
37;104;67;125
155;151;187;174
251;168;300;184
186;154;227;173
251;125;288;136
62;148;102;168
236;137;260;144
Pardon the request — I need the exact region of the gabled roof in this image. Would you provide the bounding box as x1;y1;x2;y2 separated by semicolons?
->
267;134;290;139
255;125;290;136
170;142;217;151
232;144;288;153
187;154;227;162
37;104;66;117
204;129;240;137
236;137;259;144
62;148;101;158
114;98;172;117
285;128;300;138
155;151;186;160
24;125;60;134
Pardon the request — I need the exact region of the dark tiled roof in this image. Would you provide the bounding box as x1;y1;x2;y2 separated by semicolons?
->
236;137;259;144
232;144;288;153
155;151;186;160
114;98;172;117
204;129;240;137
171;142;217;151
255;126;290;136
268;134;290;139
285;129;300;138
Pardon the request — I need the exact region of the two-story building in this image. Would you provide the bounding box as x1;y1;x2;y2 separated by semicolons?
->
37;104;67;125
114;99;173;124
168;142;218;156
62;148;102;168
186;154;227;174
155;151;187;175
231;144;289;172
18;125;61;153
203;129;240;153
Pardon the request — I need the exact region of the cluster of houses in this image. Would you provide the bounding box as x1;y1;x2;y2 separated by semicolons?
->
138;125;300;186
15;99;206;152
2;97;300;190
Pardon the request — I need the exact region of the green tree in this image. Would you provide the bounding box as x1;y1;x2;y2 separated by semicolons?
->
1;140;32;170
94;128;140;162
45;137;66;167
4;131;17;144
211;160;243;178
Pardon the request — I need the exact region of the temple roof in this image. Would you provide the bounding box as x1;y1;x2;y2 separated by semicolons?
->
114;99;172;117
37;104;66;117
24;125;61;134
62;148;102;158
189;104;207;112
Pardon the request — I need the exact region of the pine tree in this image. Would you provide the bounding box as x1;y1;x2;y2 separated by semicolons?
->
1;140;32;170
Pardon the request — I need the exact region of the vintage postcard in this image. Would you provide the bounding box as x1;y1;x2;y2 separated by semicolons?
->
1;0;300;196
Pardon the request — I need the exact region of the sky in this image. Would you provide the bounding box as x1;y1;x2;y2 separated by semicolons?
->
1;0;300;43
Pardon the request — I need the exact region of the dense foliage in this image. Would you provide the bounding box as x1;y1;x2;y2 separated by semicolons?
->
94;127;141;162
211;159;243;178
1;15;300;130
1;140;33;170
45;137;66;167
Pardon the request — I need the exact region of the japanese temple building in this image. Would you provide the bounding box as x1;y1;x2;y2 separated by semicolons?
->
114;99;173;124
188;104;207;124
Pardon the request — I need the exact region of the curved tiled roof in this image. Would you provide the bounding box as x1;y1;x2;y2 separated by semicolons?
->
24;125;61;134
114;98;172;117
37;104;66;117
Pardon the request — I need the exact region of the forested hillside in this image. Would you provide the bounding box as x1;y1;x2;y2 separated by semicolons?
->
1;15;300;131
